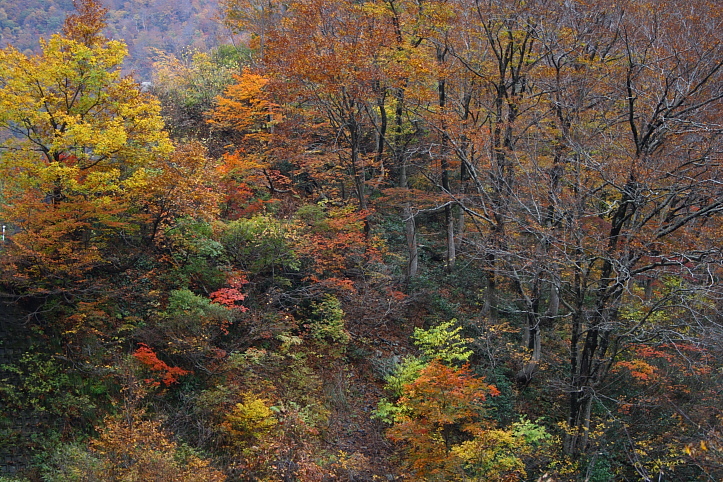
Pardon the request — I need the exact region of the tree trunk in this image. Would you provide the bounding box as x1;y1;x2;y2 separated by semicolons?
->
405;203;418;278
437;47;455;272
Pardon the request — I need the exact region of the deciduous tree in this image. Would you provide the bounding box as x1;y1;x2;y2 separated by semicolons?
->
0;0;171;297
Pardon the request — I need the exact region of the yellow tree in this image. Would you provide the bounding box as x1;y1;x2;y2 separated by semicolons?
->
151;47;242;140
44;409;226;481
0;0;172;296
132;141;222;244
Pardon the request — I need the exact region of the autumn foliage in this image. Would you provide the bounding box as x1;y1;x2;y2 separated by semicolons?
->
1;0;722;481
386;361;500;479
132;343;191;387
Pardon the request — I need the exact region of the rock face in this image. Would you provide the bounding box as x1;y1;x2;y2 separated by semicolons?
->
0;299;34;475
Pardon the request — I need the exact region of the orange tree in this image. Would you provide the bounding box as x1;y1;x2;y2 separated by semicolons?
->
377;320;551;480
207;69;286;219
223;0;395;212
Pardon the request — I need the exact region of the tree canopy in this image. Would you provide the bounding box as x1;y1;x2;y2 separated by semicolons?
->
1;1;722;481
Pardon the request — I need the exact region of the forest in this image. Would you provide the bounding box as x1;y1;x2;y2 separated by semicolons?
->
0;0;721;480
0;0;226;77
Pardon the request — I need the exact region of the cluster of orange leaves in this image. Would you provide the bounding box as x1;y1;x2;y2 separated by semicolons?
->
613;344;672;382
614;343;715;382
133;343;191;387
295;207;381;282
613;359;657;382
210;287;247;308
388;361;500;479
211;273;249;308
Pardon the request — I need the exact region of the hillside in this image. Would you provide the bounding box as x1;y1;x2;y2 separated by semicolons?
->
0;0;226;78
0;0;722;481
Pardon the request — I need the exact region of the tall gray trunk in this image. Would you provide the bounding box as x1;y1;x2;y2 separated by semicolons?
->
405;204;418;278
